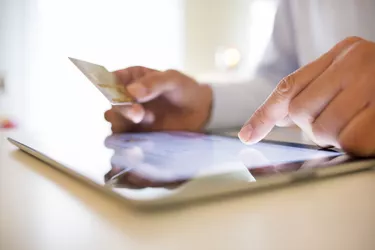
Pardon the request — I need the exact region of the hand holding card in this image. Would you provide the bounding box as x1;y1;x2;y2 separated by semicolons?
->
70;57;213;133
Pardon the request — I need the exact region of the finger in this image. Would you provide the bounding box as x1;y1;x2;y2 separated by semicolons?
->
338;105;375;157
275;115;294;127
111;121;133;133
104;109;115;122
310;83;371;147
141;110;155;124
288;40;368;145
288;67;344;137
239;36;363;144
104;108;134;133
126;70;192;103
104;108;126;124
113;66;157;85
114;104;146;124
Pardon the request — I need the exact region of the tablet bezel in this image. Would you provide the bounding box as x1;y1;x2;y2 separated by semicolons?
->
7;132;375;208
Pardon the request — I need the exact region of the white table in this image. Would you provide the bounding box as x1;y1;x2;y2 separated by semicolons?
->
1;128;375;250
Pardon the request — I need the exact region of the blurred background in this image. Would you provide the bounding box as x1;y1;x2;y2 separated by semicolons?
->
0;0;277;134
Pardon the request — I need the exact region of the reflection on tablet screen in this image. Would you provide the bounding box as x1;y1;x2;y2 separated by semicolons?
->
103;132;343;189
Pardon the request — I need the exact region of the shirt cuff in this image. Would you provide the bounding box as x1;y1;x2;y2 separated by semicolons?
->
204;78;274;131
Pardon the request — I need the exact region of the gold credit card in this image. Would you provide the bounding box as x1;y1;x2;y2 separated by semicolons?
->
69;57;134;105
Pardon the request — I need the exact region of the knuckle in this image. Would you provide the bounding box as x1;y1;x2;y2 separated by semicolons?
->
277;75;295;95
343;38;368;56
335;39;375;72
128;66;142;70
133;66;148;78
125;66;143;75
335;37;366;60
141;66;155;74
165;69;183;83
130;66;146;71
352;39;371;52
343;36;364;44
357;41;375;57
253;107;269;125
165;69;180;76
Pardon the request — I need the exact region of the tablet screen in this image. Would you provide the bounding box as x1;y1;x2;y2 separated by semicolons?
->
103;132;343;188
11;130;350;202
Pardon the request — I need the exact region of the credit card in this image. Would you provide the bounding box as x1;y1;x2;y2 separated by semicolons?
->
69;57;135;105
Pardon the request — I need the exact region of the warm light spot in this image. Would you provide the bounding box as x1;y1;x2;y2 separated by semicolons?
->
215;47;242;70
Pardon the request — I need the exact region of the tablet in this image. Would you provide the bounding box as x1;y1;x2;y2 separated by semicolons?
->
8;131;375;208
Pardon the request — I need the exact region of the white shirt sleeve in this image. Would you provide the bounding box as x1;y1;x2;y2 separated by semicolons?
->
205;0;299;131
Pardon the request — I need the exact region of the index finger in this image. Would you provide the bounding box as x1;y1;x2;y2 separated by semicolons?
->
238;36;363;144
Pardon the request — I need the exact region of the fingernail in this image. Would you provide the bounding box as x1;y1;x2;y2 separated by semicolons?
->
142;111;155;124
127;82;147;99
238;124;253;144
128;106;143;124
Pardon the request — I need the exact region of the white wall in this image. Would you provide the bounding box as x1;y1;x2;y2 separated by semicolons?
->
0;0;32;126
184;0;277;81
184;0;252;75
0;0;277;133
8;0;185;133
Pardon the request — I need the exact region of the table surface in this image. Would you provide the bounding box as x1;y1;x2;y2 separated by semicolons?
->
1;128;375;250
